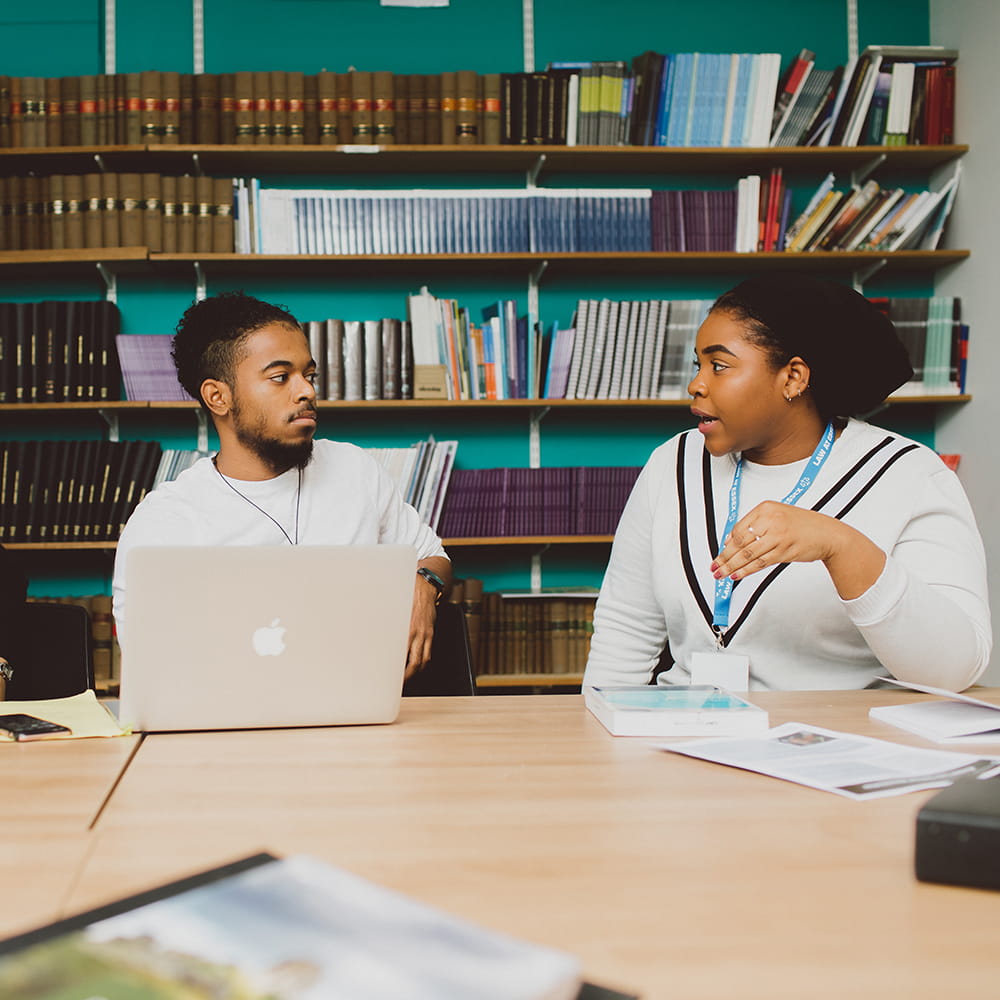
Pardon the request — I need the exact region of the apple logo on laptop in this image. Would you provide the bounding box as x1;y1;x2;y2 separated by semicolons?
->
252;618;286;657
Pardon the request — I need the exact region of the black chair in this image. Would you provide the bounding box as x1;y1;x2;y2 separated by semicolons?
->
403;600;476;697
4;602;94;700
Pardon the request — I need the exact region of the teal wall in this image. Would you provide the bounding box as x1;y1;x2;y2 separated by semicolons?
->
1;0;937;595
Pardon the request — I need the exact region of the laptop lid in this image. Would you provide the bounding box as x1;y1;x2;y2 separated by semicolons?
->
119;544;417;733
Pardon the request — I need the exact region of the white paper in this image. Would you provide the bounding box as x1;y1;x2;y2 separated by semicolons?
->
870;679;1000;742
660;722;1000;800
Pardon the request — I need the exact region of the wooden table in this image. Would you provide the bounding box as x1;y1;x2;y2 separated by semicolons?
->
9;691;987;1000
0;734;139;938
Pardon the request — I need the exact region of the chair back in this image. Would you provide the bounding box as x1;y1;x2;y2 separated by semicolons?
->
403;601;476;697
4;602;94;700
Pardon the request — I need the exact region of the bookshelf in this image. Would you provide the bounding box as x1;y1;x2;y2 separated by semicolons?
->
1;0;977;684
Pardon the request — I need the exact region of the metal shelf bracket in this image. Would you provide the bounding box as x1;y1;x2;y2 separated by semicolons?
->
530;544;550;593
196;409;209;453
527;260;548;343
96;262;117;303
527;153;547;189
194;261;207;302
528;405;550;469
853;258;887;290
98;409;120;442
851;152;887;187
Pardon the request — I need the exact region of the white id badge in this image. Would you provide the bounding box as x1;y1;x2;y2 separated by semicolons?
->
689;651;750;691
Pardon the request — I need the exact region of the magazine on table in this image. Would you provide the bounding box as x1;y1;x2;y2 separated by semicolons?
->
0;853;617;1000
869;678;1000;743
659;722;1000;800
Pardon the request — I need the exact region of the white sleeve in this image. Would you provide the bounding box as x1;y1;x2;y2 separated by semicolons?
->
844;467;992;692
372;459;448;561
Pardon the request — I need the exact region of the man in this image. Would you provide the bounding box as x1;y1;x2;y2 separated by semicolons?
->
112;291;450;678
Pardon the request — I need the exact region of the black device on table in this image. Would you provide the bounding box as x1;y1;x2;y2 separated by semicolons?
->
0;714;71;741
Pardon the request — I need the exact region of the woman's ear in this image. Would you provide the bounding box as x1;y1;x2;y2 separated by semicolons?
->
200;378;231;417
783;355;812;401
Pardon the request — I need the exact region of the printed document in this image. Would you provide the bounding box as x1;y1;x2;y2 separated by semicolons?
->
660;722;1000;800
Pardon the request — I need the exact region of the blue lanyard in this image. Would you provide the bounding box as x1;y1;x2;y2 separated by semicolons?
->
712;422;835;641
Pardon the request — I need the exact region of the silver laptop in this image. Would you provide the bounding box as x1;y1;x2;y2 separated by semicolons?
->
119;544;417;733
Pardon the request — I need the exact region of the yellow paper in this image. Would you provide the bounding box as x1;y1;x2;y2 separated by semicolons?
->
0;690;129;740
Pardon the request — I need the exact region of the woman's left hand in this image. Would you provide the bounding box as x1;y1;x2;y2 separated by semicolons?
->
712;501;887;600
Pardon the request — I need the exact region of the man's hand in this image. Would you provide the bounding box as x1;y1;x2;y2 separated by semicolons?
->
405;558;452;679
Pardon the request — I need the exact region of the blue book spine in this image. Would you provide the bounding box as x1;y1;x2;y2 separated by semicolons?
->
706;52;730;147
655;55;676;146
688;52;713;147
666;53;694;147
728;53;753;148
637;194;652;251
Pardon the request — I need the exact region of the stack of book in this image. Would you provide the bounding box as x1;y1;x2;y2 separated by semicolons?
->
0;173;236;253
825;45;957;148
0;70;504;147
438;465;641;538
549;297;713;401
0;50;957;151
406;288;540;401
873;296;968;396
300;317;413;402
366;436;457;532
116;334;189;401
0;299;121;403
0;439;162;544
783;160;961;253
248;185;653;256
472;590;597;678
150;449;209;490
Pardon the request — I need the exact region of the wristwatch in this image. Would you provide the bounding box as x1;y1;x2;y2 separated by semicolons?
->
416;567;446;605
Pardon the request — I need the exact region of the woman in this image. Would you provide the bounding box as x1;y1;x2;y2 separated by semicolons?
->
583;275;991;692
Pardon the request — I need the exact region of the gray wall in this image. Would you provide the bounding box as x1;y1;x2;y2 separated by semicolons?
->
930;0;999;682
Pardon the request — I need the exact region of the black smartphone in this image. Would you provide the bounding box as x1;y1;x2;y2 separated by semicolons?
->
0;714;72;741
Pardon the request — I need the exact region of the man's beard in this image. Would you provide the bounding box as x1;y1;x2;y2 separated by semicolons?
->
231;403;315;475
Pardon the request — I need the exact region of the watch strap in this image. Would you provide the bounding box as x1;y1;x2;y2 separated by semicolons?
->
417;567;446;603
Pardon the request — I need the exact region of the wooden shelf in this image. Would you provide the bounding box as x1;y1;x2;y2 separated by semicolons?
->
476;673;583;688
444;535;613;546
2;542;115;550
0;394;972;414
1;537;613;551
155;249;970;279
0;142;968;177
0;247;970;279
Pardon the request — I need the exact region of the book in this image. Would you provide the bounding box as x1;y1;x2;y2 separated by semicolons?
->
584;684;769;738
0;852;584;1000
116;334;188;401
770;48;815;142
869;679;1000;743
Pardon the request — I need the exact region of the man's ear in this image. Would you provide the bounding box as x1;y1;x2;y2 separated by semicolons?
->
200;378;232;417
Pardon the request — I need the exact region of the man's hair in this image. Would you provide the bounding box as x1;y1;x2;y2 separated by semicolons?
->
172;291;302;407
